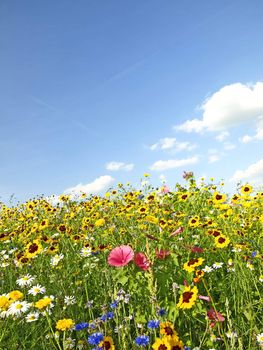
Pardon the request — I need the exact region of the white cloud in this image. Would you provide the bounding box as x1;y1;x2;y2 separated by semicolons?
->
64;175;114;196
230;159;263;184
175;82;263;133
149;137;196;152
150;156;199;171
215;131;230;142
105;161;134;171
239;119;263;143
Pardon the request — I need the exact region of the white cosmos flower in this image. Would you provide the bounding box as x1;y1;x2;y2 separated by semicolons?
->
80;247;92;257
7;301;31;316
28;284;46;296
16;274;35;287
25;312;40;322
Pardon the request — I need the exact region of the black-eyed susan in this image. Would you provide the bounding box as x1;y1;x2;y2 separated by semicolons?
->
152;337;172;350
183;258;204;273
212;191;227;204
25;240;42;258
38;219;49;231
160;321;178;338
241;184;253;195
137;206;148;215
178;192;190;201
214;234;230;248
167;336;184;350
99;336;115;350
188;216;200;228
177;286;198;309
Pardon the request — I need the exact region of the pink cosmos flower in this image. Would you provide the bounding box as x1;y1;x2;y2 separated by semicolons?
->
155;249;170;260
198;295;211;302
134;252;150;271
161;185;170;194
108;245;134;267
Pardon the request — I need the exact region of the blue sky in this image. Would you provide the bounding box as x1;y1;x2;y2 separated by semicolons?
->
1;0;263;203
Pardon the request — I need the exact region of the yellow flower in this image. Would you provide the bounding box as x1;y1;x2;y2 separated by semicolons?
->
160;322;177;338
0;295;11;310
152;337;171;350
35;296;52;310
95;218;105;227
241;184;253;195
188;216;200;228
99;336;115;350
145;215;159;224
39;219;49;230
214;234;230;248
183;258;204;273
25;240;42;258
177;286;198;309
56;318;74;331
167;336;184;350
9;290;23;301
212;192;227;204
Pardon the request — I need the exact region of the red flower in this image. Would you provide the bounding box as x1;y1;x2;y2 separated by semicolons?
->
134;252;150;270
207;307;225;327
155;249;170;259
191;246;204;253
108;245;134;267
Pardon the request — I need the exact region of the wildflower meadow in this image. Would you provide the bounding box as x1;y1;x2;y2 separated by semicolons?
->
0;174;262;350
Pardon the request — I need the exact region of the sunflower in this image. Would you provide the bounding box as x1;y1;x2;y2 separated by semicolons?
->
138;206;148;215
99;336;115;350
178;192;190;201
25;240;42;258
183;258;204;273
177;286;198;309
152;337;171;350
214;235;230;248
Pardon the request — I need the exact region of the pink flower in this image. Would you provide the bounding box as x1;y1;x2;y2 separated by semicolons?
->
134;252;150;271
198;295;211;302
170;226;184;237
161;185;170;194
108;245;134;267
155;249;170;260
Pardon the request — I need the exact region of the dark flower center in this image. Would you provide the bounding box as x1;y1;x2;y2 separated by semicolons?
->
28;243;39;253
182;291;193;303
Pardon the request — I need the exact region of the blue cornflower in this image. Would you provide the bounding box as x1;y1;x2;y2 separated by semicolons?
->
75;322;89;331
251;250;257;258
135;335;150;346
147;320;160;329
184;347;191;350
157;307;166;316
101;311;114;322
87;333;104;345
110;300;119;309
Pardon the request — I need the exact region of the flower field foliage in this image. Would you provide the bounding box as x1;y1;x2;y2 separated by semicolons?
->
0;175;263;350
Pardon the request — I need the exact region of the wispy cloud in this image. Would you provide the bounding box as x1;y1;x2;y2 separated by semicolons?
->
105;162;134;171
150;156;199;171
149;137;196;152
230;159;263;184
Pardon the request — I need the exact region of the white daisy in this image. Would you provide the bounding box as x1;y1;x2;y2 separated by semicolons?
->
28;284;46;296
25;312;40;322
212;262;224;269
7;301;31;316
16;274;35;287
203;265;213;273
257;333;263;345
50;254;64;266
64;296;76;306
80;247;92;257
